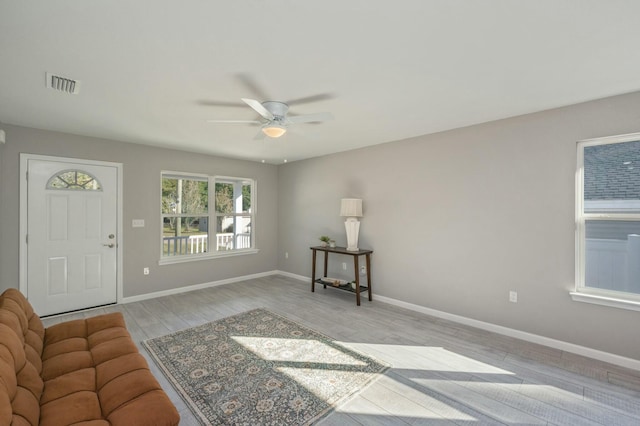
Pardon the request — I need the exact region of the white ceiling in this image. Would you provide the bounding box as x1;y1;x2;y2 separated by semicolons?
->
2;1;640;164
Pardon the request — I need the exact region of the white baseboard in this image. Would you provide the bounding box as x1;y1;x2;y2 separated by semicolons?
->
275;272;640;372
275;270;309;282
122;270;640;372
121;270;280;304
373;294;640;372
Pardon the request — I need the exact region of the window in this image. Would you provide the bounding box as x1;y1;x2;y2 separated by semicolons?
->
573;133;640;310
160;172;256;263
46;169;102;190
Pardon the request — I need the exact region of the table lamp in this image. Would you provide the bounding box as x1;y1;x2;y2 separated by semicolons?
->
340;198;363;251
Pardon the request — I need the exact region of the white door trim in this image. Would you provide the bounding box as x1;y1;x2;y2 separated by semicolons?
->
19;153;124;305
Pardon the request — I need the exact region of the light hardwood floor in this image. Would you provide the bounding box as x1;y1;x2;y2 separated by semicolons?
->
42;275;640;425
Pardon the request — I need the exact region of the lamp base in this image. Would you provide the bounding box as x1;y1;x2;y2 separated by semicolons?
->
344;218;360;252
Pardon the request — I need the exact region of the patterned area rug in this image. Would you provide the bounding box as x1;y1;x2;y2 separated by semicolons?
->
143;308;388;425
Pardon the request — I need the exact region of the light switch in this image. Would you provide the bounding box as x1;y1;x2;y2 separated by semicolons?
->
132;219;145;228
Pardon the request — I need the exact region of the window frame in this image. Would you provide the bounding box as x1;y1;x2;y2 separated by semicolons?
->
159;171;258;265
572;132;640;311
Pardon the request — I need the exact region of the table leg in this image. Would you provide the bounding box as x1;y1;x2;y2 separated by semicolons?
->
323;251;328;288
353;255;361;306
366;253;372;301
311;249;317;292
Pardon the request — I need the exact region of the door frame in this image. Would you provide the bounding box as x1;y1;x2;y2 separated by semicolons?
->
19;153;124;306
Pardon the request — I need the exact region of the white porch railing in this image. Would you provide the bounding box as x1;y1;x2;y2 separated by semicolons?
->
215;233;251;250
163;235;189;256
189;234;207;253
163;233;251;255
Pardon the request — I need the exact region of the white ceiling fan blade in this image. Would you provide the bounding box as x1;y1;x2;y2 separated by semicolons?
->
286;93;334;106
236;73;271;101
242;98;274;120
207;119;261;124
287;112;334;124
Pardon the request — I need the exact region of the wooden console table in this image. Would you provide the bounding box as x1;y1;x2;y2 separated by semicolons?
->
310;246;373;306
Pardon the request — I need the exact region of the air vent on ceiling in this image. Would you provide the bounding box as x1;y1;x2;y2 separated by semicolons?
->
45;72;81;94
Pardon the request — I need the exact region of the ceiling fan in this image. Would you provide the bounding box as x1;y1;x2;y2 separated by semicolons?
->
207;98;333;139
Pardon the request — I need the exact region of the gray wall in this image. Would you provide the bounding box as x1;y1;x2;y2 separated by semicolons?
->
0;135;4;282
0;125;279;297
2;91;639;361
278;91;640;362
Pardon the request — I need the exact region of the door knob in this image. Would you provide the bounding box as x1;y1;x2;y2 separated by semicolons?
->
103;243;115;248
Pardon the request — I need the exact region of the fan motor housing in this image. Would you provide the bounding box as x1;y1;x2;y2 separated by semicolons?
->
262;101;289;119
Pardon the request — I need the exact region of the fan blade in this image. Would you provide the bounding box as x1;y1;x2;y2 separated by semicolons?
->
242;98;274;120
286;93;334;106
198;100;246;108
207;119;262;124
283;128;308;140
253;129;265;140
236;73;271;100
287;112;333;124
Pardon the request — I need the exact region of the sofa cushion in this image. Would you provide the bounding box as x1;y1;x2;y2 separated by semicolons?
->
39;367;96;405
42;311;179;425
40;389;103;426
0;324;42;426
0;290;45;426
0;289;45;361
0;289;180;426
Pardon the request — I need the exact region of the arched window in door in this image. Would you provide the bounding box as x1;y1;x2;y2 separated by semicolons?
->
46;169;103;191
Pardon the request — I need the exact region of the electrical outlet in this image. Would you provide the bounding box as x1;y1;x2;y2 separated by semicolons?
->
285;252;288;259
509;291;517;303
143;267;150;275
360;266;367;275
342;262;347;270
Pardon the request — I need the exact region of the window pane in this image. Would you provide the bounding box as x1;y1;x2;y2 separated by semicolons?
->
584;140;640;213
162;216;208;256
161;178;178;214
162;177;208;214
584;220;640;294
215;215;251;251
243;183;251;213
215;180;252;214
215;182;234;214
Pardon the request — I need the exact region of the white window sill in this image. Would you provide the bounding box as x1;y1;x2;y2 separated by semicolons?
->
158;248;260;266
570;291;640;312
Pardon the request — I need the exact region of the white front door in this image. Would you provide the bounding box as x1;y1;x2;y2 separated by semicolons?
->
24;156;120;316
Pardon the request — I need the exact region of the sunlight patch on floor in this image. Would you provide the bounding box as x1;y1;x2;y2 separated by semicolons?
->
232;335;388;406
333;375;480;421
232;336;367;366
276;366;371;402
341;342;516;375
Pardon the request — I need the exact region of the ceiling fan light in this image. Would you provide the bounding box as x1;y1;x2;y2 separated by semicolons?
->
262;124;287;138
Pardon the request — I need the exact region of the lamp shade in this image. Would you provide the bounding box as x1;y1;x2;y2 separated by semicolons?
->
340;198;363;217
262;124;287;138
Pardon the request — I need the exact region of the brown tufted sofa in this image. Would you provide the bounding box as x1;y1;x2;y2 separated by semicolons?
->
0;288;180;425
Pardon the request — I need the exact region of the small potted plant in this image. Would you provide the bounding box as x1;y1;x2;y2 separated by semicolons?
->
319;236;331;247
